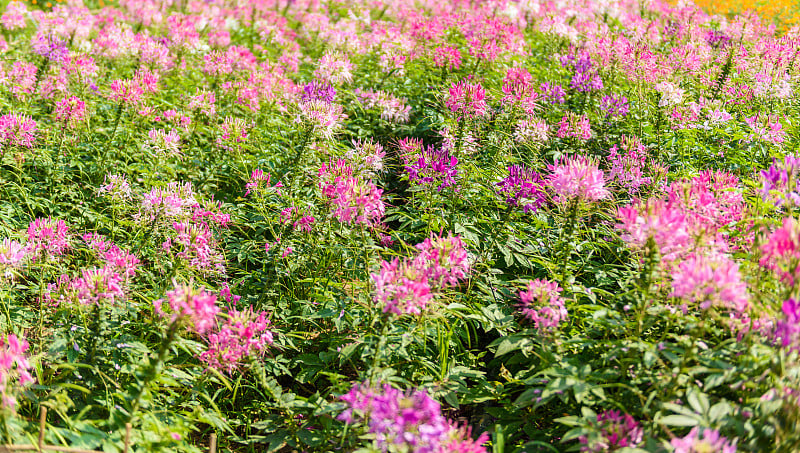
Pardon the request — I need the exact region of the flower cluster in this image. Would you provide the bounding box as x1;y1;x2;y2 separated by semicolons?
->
199;307;273;374
670;427;737;453
337;383;488;453
0;113;37;148
405;146;459;191
372;232;469;316
0;334;35;411
760;154;800;208
518;279;568;333
670;254;749;313
27;217;70;259
547;156;608;203
556;112;592;140
354;89;410;123
496;164;547;213
445;80;488;119
579;410;643;452
154;280;220;335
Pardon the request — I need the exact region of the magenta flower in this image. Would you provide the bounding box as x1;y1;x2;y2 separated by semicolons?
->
496;164;547;213
0;333;35;411
774;298;800;351
372;258;434;316
432;45;461;70
217;116;251;149
445;80;488;119
579;410;643;452
319;173;385;227
154;280;220;335
199;307;273;374
670;427;737;453
296;99;347;140
518;279;568;333
405;146;459;191
54;96;86;128
337;383;488;453
0;113;37;148
27;217;70;259
760;216;800;285
547;156;609;202
70;266;126;306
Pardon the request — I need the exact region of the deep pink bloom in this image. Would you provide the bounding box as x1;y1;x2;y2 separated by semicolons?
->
54;97;86;128
579;410;643;452
760;216;800;285
414;232;470;287
170;222;226;275
0;113;37;148
556;113;592;140
1;2;27;30
199;307;273;374
337;383;488;453
519;279;568;333
27;217;69;259
445;81;488;119
0;333;35;410
154;280;220;335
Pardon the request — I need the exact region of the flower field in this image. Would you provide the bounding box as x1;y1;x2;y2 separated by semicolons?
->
0;0;800;451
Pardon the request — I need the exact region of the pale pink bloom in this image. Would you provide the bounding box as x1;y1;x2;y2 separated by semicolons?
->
607;136;651;193
82;233;140;279
670;254;749;313
188;89;216;117
671;427;737;453
137;182;197;223
170;222;226;275
313;52;353;85
547;156;609;202
514;117;549;144
296;99;346;140
1;2;27;30
354;89;410;123
654;81;684;107
217;116;251;149
345;139;385;178
155;280;220;335
146;128;181;156
744;114;787;145
413;232;470;287
98;173;133;201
